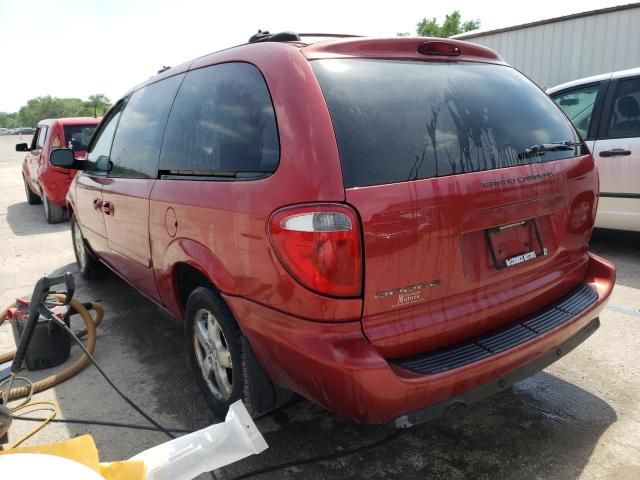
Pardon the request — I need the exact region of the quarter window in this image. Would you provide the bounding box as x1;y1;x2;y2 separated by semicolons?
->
606;77;640;139
159;63;279;176
85;103;124;173
109;74;184;178
552;84;600;139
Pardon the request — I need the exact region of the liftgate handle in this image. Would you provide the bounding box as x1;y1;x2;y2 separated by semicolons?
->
11;273;75;374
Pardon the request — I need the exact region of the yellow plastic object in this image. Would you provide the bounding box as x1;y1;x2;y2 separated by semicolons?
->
0;434;145;479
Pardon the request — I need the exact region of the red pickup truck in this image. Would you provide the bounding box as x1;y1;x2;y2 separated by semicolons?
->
18;117;99;223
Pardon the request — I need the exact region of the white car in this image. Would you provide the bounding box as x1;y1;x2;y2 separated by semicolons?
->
548;68;640;232
0;128;9;135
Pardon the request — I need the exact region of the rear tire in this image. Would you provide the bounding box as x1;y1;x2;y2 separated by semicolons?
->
43;193;66;224
186;286;292;418
71;214;101;278
23;177;41;205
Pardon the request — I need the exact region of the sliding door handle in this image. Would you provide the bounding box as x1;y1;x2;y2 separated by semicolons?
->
600;149;631;157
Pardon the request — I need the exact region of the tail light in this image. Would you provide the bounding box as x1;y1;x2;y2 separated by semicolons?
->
269;204;362;297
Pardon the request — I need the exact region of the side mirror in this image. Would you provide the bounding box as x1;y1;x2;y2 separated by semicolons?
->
559;98;579;106
50;148;83;170
15;143;29;152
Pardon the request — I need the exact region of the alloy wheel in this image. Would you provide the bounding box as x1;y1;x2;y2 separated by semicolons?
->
193;309;233;400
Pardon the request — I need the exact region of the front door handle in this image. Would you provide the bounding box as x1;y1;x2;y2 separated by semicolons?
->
92;198;102;210
600;148;631;157
102;201;114;216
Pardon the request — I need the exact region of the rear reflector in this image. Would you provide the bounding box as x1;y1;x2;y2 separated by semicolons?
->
418;41;461;57
269;204;362;297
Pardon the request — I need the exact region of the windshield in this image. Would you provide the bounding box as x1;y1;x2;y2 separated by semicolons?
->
311;60;584;188
63;124;97;151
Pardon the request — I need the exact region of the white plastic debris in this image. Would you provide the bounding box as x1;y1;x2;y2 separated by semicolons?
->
131;400;268;480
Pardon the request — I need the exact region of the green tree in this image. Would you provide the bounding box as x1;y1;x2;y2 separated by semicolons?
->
0;112;20;128
416;10;480;38
0;94;112;127
86;94;111;117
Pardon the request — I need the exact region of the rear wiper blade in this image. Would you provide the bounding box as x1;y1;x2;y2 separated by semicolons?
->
517;141;582;159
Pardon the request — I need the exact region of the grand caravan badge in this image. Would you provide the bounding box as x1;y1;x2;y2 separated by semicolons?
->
375;280;441;307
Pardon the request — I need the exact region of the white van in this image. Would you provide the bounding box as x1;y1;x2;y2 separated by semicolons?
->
548;68;640;232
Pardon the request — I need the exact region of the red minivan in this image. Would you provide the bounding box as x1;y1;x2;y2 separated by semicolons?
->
50;34;615;426
18;117;99;223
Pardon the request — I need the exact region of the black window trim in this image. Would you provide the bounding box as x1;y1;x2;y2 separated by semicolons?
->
157;60;281;182
551;80;610;141
597;74;640;140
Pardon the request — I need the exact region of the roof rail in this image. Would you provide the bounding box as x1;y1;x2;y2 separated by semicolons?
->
248;30;301;43
247;30;361;44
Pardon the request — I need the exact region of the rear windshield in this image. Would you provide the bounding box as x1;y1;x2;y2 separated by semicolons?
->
63;124;97;151
311;60;583;188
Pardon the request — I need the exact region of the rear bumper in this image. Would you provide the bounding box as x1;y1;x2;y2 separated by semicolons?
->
393;316;600;427
224;252;615;424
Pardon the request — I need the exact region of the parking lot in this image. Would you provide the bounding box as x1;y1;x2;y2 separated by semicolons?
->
0;133;638;479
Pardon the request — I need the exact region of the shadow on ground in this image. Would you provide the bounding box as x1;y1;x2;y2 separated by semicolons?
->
219;372;616;480
11;264;615;480
590;228;640;290
5;201;69;236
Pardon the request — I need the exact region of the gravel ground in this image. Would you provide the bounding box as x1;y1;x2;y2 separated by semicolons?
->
0;134;638;479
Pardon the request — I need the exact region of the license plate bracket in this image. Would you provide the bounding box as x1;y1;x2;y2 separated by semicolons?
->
485;219;546;269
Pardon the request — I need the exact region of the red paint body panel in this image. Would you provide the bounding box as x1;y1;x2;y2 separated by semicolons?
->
302;37;506;65
347;156;598;358
22;117;100;206
64;37;615;424
102;178;159;301
226;253;614;423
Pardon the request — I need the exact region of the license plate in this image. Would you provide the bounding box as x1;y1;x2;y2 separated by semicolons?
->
486;219;546;269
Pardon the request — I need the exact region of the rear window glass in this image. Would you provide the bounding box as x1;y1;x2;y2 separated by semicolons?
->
159;62;279;176
63;124;97;151
311;60;583;188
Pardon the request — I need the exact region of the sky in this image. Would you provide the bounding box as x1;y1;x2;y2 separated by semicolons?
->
0;0;631;112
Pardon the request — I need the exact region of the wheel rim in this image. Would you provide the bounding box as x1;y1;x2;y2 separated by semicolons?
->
73;221;88;269
23;179;29;199
43;195;49;218
193;309;233;400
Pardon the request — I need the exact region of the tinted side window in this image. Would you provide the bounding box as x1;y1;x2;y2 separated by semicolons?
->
109;74;184;178
606;77;640;139
552;84;600;139
85;103;124;173
160;63;279;175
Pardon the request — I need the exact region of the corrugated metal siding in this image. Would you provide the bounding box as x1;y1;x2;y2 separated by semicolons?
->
458;7;640;88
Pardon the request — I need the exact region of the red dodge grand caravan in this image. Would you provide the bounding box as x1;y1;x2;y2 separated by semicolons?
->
51;33;615;426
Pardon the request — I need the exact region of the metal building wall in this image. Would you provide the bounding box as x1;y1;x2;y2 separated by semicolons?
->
455;5;640;89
